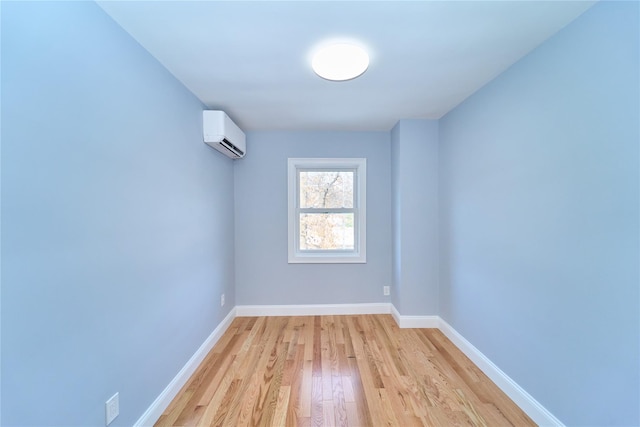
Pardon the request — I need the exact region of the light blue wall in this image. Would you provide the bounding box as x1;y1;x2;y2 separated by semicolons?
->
234;131;391;305
439;2;639;425
391;120;439;315
390;125;401;310
1;2;235;426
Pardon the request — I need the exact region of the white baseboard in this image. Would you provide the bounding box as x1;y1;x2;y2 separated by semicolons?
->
133;308;236;427
137;305;562;427
438;318;564;427
391;304;439;328
235;303;391;317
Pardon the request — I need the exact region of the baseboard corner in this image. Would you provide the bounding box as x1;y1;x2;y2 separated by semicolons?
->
390;305;439;328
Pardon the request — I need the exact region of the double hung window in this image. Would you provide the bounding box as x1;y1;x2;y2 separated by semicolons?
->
288;158;366;263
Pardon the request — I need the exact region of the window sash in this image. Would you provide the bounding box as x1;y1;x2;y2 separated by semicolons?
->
297;168;356;210
297;211;358;252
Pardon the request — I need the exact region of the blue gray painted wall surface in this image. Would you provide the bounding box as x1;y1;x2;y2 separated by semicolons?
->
234;131;392;305
439;2;639;425
391;120;439;315
1;2;235;425
390;124;402;310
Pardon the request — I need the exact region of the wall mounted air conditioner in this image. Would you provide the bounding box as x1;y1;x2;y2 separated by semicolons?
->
203;110;246;159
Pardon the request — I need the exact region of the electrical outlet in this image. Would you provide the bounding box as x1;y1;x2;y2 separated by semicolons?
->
221;293;225;307
383;286;390;296
105;392;119;426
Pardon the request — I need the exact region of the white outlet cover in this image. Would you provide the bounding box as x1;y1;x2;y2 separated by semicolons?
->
221;293;225;306
106;392;119;426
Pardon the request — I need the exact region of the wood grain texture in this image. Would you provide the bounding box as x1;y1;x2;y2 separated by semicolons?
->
155;315;536;427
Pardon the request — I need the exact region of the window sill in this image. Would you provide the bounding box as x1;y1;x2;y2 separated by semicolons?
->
288;253;367;264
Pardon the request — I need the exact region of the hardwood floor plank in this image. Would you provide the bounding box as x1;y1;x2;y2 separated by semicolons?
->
331;376;348;427
192;352;236;408
171;353;232;425
310;376;323;427
345;401;360;426
154;390;194;427
236;317;288;427
312;316;322;375
302;318;314;361
155;314;536;427
274;386;291;427
345;317;387;426
233;369;261;426
321;399;335;427
254;321;289;426
341;376;354;403
199;317;272;425
299;360;313;418
343;321;374;427
346;356;374;427
320;318;333;401
374;388;401;426
372;315;409;377
211;378;242;426
285;345;305;426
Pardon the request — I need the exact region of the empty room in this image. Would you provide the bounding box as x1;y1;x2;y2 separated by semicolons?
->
2;1;638;426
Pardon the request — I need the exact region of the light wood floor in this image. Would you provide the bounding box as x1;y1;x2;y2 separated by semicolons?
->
155;314;536;426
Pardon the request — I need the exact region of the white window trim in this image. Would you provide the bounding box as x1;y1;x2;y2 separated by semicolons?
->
288;158;367;264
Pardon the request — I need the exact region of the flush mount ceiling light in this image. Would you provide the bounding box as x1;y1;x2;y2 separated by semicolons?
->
312;43;369;81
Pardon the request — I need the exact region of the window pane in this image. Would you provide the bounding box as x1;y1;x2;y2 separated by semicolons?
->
299;171;353;209
299;213;354;250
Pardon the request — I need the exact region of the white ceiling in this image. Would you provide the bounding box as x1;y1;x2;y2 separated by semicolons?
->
97;1;595;131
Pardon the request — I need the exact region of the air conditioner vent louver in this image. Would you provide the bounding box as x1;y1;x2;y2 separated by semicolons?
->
220;138;245;157
203;111;246;159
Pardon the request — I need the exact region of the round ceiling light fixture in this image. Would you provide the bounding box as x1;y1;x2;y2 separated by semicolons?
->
312;43;369;81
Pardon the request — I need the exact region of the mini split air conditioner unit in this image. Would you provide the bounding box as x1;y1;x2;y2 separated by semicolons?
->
203;110;246;159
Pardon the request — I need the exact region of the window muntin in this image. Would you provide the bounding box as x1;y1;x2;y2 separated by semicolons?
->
288;158;366;263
